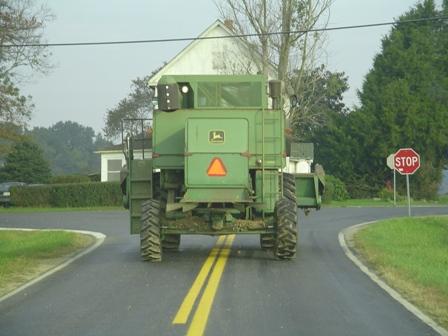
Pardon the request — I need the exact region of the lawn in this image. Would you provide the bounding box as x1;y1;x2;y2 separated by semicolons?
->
0;230;93;297
353;216;448;328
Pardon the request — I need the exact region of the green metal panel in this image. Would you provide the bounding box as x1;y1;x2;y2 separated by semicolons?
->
186;154;248;187
129;159;152;234
294;173;323;209
153;109;284;170
186;118;248;153
181;188;251;203
255;170;279;213
183;118;249;202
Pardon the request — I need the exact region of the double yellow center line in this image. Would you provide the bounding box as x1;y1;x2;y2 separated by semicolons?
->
173;234;235;335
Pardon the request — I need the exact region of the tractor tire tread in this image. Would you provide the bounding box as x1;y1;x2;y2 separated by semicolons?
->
140;199;162;262
274;198;298;260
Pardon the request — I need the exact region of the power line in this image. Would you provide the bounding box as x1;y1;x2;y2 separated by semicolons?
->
1;16;447;48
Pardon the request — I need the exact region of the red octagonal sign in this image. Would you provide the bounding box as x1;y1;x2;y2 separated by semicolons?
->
394;148;420;175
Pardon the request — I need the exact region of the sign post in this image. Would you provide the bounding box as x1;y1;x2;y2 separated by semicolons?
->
406;175;411;216
386;154;396;206
394;148;420;216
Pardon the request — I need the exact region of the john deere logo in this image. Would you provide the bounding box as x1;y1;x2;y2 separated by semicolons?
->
209;130;225;143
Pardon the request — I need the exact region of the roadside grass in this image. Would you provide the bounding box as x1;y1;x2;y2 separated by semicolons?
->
353;216;448;329
0;230;93;297
0;206;123;213
328;196;448;207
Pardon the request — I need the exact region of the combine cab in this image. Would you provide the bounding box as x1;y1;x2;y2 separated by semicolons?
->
121;75;324;261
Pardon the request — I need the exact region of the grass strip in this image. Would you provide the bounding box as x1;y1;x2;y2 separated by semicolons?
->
0;206;123;213
0;230;93;297
353;216;448;329
328;197;448;207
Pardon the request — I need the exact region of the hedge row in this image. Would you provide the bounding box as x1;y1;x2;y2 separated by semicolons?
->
49;175;91;184
11;182;122;207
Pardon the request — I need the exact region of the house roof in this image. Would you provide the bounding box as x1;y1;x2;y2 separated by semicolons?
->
96;138;152;154
95;144;123;153
148;19;276;86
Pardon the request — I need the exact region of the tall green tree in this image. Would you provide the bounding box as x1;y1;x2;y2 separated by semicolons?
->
30;121;112;175
346;0;448;198
292;65;349;140
103;76;153;141
0;140;51;183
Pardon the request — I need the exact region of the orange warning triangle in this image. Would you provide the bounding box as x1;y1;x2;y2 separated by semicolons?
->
207;158;227;176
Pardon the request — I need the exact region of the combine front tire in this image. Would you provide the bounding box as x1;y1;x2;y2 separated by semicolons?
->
162;234;181;251
140;199;162;262
274;198;298;260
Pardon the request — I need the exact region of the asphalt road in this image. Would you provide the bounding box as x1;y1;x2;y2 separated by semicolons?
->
0;206;447;336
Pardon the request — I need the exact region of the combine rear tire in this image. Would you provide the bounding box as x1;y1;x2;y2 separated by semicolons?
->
260;234;275;250
274;198;297;260
162;234;181;251
283;173;296;203
140;199;162;262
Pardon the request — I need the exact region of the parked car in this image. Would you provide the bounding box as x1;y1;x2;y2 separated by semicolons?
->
0;182;26;207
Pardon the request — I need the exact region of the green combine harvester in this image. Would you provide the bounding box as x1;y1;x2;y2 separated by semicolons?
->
120;74;324;262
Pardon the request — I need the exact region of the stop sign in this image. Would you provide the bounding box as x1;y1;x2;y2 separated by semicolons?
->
394;148;420;175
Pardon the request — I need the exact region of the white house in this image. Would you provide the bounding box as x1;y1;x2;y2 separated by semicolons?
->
97;19;276;182
148;19;275;86
96;144;125;182
96;143;152;182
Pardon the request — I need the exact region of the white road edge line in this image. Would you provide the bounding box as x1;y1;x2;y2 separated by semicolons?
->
0;227;106;304
339;221;448;336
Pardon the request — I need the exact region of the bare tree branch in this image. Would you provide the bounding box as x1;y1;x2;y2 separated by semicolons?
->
217;0;333;134
0;0;53;126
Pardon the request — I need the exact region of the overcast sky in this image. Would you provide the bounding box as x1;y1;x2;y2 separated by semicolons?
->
23;0;429;134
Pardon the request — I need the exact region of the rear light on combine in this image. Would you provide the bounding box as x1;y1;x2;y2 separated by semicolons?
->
207;158;227;176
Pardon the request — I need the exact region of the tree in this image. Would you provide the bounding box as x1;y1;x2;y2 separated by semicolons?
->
103;76;154;141
30;121;112;175
0;140;51;183
0;121;26;155
292;65;348;140
342;0;448;198
217;0;332;134
0;0;52;126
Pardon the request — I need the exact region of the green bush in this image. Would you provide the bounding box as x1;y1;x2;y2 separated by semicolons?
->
10;185;52;207
378;188;405;202
11;182;121;207
345;176;379;199
378;188;394;201
322;175;349;203
322;180;334;204
49;175;91;184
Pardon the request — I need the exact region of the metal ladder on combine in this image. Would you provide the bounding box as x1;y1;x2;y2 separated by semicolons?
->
121;118;153;233
257;108;284;218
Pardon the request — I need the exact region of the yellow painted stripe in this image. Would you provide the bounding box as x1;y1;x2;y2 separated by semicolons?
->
172;235;226;324
186;235;235;336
